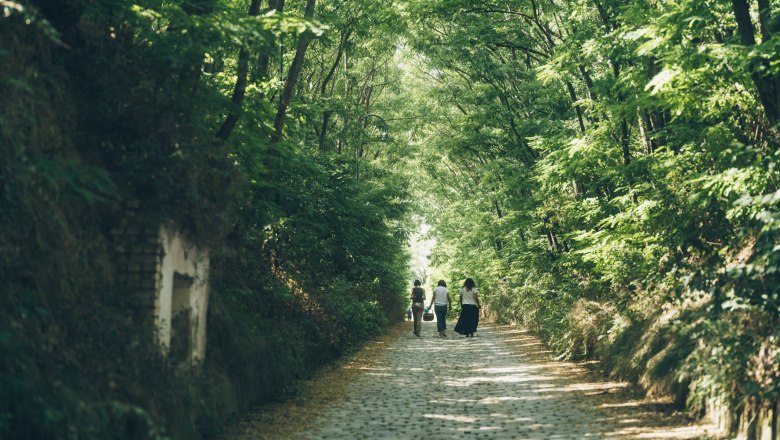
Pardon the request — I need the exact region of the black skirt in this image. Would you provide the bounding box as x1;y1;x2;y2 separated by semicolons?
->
454;304;479;335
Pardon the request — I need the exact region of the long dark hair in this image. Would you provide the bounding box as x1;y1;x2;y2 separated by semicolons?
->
463;278;476;290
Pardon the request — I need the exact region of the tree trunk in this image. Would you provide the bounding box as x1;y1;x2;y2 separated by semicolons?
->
317;29;351;151
620;118;631;166
272;0;317;142
566;80;586;133
215;0;263;141
732;0;757;45
591;0;613;32
321;29;351;95
255;0;283;85
732;0;780;124
578;65;597;101
572;179;581;197
650;111;667;149
644;57;665;151
547;230;559;253
578;65;600;125
638;108;653;154
318;111;332;152
495;200;503;219
756;0;773;42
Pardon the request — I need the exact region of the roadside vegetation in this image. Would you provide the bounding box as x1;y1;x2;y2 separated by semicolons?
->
1;0;778;438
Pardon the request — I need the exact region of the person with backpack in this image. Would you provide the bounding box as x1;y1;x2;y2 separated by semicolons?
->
410;280;425;337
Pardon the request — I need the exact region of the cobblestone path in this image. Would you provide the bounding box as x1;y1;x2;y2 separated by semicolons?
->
227;321;720;439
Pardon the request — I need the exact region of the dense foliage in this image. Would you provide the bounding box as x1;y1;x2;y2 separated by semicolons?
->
1;0;411;438
2;0;779;437
402;0;780;431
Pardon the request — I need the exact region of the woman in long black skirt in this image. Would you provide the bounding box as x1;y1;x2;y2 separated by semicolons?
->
454;278;480;337
410;280;425;337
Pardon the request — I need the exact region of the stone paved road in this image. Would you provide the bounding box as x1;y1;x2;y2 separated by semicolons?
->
295;321;719;440
227;320;721;439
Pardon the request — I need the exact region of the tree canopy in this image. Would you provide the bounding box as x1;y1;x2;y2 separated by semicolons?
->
1;0;779;437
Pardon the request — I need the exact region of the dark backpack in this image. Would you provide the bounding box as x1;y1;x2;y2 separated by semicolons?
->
411;287;424;302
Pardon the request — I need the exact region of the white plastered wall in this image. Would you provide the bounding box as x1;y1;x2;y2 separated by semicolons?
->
154;224;210;366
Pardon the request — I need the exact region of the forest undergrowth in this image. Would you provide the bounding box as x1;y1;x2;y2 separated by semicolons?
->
2;0;780;438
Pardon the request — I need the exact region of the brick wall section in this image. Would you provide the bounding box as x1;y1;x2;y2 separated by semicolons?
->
110;201;162;315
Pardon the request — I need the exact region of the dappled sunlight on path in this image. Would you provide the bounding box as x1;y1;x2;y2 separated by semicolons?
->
225;322;723;439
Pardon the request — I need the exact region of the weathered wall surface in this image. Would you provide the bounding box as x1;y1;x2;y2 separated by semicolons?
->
155;224;209;367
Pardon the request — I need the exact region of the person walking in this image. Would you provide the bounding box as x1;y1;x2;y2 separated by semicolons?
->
427;280;452;337
454;278;480;338
410;280;425;337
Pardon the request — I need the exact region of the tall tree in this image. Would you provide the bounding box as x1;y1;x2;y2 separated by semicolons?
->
273;0;317;142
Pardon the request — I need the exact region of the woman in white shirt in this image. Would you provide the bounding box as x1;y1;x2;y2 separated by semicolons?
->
454;278;480;338
427;280;452;337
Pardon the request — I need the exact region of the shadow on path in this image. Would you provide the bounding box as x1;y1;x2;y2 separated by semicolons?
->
224;322;722;440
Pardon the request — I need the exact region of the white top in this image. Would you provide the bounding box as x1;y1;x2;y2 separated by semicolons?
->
432;286;449;306
460;287;479;305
